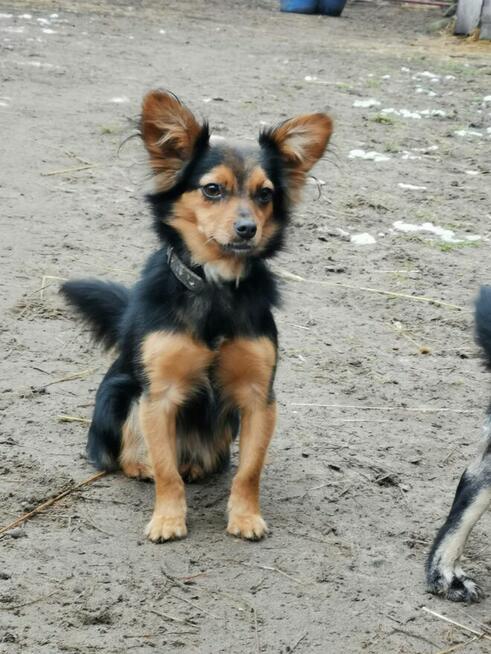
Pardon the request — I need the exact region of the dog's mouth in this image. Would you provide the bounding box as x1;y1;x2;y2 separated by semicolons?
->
222;242;255;255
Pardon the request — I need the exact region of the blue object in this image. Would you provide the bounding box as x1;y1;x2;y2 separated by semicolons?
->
318;0;347;16
280;0;318;13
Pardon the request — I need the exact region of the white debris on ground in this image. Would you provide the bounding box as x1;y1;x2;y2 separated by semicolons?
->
348;149;391;162
13;60;57;68
398;183;427;191
412;145;438;153
393;221;481;244
454;129;483;138
420;109;446;117
380;107;446;119
304;75;330;85
2;26;25;33
381;108;421;119
109;96;130;103
353;98;381;108
412;71;440;83
400;151;421;160
351;233;377;245
416;87;437;97
348;145;441;163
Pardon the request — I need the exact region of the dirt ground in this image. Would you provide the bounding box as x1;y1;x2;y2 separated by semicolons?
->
1;0;491;652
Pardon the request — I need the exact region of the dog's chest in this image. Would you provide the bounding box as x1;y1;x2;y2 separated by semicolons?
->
183;285;256;346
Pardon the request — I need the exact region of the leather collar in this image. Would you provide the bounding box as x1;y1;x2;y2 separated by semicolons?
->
167;247;206;293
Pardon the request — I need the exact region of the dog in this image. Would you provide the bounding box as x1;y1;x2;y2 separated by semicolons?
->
426;286;491;601
61;90;332;542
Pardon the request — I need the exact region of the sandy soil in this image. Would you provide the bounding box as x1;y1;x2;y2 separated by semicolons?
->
1;1;490;652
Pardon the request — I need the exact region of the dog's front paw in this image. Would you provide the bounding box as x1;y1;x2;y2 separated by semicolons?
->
427;567;484;603
145;514;187;542
227;513;268;541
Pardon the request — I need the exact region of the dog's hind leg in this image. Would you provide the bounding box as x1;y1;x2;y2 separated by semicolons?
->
426;417;491;602
120;401;153;480
86;359;140;471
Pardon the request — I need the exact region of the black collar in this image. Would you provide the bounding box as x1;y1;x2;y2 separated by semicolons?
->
167;247;206;293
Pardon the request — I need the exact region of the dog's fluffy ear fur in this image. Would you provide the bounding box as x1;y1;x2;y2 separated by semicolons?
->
262;113;332;199
141;90;208;190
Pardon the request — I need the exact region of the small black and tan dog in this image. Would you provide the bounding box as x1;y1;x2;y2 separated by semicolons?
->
427;287;491;602
62;90;332;542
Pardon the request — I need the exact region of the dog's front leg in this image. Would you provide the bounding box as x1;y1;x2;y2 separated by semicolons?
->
140;396;186;541
140;332;213;542
219;337;277;540
227;401;277;540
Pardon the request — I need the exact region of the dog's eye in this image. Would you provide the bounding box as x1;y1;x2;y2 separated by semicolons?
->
257;187;273;205
201;183;223;200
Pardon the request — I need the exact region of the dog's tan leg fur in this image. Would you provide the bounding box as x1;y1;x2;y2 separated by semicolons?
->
120;402;153;480
218;337;277;540
141;331;213;542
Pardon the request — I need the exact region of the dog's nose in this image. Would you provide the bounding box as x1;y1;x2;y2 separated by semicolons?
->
234;218;257;240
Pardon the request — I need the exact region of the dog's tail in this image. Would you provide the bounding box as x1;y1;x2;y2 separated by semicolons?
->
61;279;130;350
476;286;491;367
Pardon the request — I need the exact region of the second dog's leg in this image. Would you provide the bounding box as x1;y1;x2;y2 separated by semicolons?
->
427;418;491;602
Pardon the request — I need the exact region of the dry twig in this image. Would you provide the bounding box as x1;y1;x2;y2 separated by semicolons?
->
422;606;491;642
44;368;98;388
239;562;305;585
168;591;220;621
57;415;91;424
41;163;99;176
272;265;465;311
434;637;479;654
252;605;260;654
290;632;307;652
0;471;107;536
290;403;477;414
150;608;197;628
4;590;59;611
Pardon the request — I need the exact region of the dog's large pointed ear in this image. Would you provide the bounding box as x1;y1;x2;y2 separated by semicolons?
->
260;113;332;200
140;90;209;190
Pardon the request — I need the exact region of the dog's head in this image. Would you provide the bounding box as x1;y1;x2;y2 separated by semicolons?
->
141;90;332;279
